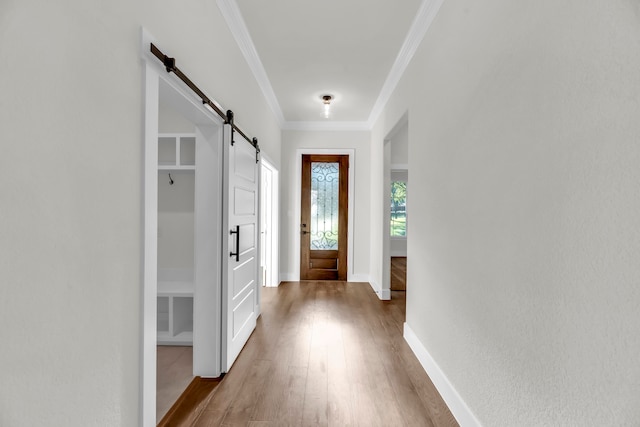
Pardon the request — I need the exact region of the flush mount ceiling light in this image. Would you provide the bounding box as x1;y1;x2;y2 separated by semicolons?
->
322;94;333;118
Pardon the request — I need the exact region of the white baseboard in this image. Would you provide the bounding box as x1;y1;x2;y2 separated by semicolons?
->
390;250;407;257
280;273;297;282
348;273;369;282
403;323;481;427
367;277;391;301
368;277;380;293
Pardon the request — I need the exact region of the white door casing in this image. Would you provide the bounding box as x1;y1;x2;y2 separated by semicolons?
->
221;124;260;372
260;156;279;287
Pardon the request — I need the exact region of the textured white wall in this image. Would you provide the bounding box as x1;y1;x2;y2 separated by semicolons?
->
159;102;195;134
390;123;409;166
158;102;196;272
280;130;371;280
371;0;640;424
0;1;281;425
158;174;195;270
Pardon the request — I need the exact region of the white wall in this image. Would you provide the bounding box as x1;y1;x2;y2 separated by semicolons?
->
158;102;196;272
281;130;370;281
158;173;195;271
0;1;281;425
390;123;409;166
370;0;640;425
159;102;195;134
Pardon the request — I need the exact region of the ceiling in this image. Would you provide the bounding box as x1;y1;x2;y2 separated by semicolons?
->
220;0;431;129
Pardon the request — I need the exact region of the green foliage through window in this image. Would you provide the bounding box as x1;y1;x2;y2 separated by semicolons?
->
391;181;407;237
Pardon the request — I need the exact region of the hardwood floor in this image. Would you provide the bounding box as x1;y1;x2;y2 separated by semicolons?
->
189;281;457;427
391;257;407;291
157;345;194;421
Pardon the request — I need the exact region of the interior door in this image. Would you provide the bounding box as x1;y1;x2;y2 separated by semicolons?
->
222;124;259;372
300;154;349;281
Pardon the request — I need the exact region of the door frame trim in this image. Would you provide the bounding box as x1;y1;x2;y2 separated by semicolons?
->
141;27;225;426
260;154;280;287
293;148;355;281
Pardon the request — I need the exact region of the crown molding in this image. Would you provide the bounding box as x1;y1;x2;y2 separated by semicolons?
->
219;0;444;132
217;0;286;127
367;0;445;126
283;121;371;132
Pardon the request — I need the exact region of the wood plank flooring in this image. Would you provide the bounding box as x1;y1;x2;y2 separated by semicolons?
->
390;257;407;291
157;345;194;421
190;281;457;427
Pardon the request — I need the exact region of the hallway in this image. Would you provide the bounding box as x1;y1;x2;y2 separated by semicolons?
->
190;281;457;426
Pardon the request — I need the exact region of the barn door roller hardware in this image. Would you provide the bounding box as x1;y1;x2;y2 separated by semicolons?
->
150;43;260;160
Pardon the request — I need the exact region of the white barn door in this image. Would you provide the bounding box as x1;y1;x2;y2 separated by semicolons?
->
222;123;260;372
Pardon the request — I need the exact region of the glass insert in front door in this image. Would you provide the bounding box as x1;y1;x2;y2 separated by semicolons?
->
310;162;339;250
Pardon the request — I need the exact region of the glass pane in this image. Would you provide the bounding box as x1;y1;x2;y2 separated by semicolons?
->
310;162;339;250
390;181;407;237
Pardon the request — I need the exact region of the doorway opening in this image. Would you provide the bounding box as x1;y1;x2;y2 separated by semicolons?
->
383;114;409;298
143;43;225;426
390;170;407;292
260;157;280;287
155;99;198;421
142;32;262;426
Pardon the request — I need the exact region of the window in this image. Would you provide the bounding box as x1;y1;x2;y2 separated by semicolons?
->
390;181;407;237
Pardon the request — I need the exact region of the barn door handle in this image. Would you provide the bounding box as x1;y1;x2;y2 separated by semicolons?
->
229;225;240;262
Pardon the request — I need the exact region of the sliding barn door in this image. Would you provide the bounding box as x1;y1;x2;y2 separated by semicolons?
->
222;124;259;372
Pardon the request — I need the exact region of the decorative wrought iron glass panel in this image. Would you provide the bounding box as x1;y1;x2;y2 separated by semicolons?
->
310;162;339;250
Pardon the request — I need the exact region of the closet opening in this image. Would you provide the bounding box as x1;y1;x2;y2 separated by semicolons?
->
382;114;408;300
143;61;225;426
143;34;262;427
155;98;198;420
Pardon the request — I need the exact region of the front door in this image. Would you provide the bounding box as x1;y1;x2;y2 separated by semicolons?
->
300;155;349;280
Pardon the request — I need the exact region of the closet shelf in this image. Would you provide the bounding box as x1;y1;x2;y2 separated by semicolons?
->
158;133;196;169
158;165;195;172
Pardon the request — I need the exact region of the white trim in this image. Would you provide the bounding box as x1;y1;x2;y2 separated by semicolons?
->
383;113;409;297
367;0;446;127
379;289;391;300
294;149;355;282
283;121;371;132
217;0;444;131
280;273;297;282
217;0;286;127
367;277;390;300
390;163;409;171
368;278;379;294
382;140;392;297
260;155;280;288
403;323;482;427
349;274;370;283
141;58;159;427
192;121;225;378
141;27;228;426
279;272;368;284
